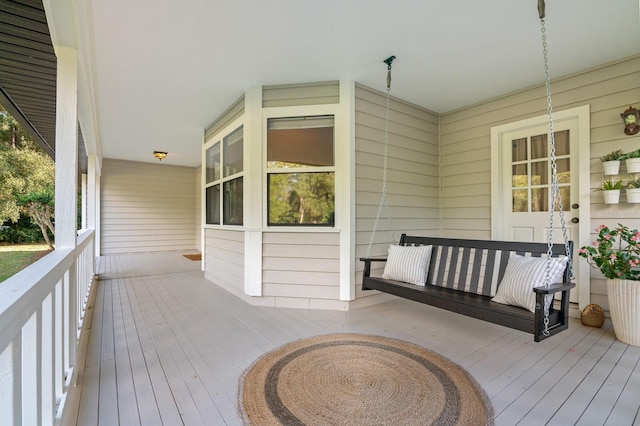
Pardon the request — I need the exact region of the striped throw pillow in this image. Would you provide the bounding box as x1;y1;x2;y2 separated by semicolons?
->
382;244;433;286
492;254;568;313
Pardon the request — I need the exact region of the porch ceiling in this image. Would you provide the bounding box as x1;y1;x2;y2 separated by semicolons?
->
88;0;640;167
2;1;640;169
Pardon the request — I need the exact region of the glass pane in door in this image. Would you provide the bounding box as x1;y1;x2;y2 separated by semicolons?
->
510;131;571;214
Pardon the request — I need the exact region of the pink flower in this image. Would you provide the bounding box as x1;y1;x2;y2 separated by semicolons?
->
579;248;586;254
604;235;611;240
597;225;606;231
630;260;636;266
618;271;622;276
610;254;616;260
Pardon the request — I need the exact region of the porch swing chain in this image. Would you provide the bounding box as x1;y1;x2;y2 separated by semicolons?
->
365;57;397;259
539;1;573;337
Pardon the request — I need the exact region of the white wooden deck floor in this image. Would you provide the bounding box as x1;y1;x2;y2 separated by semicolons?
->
63;252;640;425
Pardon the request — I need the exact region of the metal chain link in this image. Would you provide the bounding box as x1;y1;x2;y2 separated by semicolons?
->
540;17;573;337
365;84;397;258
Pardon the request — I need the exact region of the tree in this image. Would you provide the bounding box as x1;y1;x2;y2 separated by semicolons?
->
0;105;55;248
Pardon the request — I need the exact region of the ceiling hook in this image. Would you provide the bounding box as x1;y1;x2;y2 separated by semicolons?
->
383;55;396;90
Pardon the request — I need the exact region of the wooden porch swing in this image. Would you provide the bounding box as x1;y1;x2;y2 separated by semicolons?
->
361;0;575;342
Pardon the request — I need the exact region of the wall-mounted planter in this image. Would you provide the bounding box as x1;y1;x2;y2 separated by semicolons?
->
603;189;621;204
602;160;621;175
626;158;640;174
627;188;640;203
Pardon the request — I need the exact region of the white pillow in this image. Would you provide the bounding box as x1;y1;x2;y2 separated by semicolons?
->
492;254;568;313
382;244;433;286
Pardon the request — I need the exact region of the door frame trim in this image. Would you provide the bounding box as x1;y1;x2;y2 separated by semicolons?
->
490;105;591;310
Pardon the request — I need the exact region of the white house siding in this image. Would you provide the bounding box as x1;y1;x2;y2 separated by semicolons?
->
354;84;440;300
440;54;640;309
100;159;197;254
262;81;340;108
204;228;245;297
262;232;342;309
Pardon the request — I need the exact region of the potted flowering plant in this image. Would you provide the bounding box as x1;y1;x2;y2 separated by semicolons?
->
579;224;640;346
626;176;640;203
600;149;624;175
597;179;623;204
621;148;640;174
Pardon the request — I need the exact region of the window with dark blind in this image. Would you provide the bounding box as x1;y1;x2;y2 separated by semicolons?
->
266;116;335;226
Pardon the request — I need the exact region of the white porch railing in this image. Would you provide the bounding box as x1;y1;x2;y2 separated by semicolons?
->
0;230;96;426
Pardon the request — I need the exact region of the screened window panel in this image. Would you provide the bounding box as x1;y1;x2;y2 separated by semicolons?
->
206;185;220;225
223;177;243;225
206;143;220;183
267;172;335;226
223;126;243;177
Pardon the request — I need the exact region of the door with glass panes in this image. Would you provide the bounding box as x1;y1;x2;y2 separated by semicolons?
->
500;120;579;303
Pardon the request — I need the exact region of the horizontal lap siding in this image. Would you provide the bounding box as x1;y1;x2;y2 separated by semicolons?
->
262;81;340;108
354;84;440;298
101;159;197;254
204;229;244;295
204;96;244;141
440;55;640;308
262;232;340;309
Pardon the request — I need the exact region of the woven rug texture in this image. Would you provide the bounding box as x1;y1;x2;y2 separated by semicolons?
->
238;333;493;425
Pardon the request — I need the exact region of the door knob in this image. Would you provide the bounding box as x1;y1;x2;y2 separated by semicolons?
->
571;217;579;224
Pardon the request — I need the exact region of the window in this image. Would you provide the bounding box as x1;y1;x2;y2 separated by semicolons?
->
511;130;570;213
205;126;243;225
267;116;335;226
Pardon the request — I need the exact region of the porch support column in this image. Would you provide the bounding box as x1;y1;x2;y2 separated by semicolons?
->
87;155;97;230
338;81;356;301
53;47;79;376
54;46;78;249
243;86;263;296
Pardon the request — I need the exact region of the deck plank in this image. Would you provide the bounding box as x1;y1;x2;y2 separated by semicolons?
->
65;253;640;426
111;278;142;426
74;272;104;426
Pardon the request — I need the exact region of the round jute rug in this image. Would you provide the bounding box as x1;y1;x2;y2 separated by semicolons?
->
238;333;493;425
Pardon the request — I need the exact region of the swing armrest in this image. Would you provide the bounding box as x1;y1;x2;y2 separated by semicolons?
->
532;282;575;294
533;281;575;342
359;257;387;279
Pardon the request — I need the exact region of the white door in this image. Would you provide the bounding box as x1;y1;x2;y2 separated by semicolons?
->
491;106;591;308
503;123;576;244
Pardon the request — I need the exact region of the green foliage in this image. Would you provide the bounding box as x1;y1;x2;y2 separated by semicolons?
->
599;179;623;191
600;149;624;162
621;148;640;160
626;177;640;189
268;172;335;225
0;215;45;244
0;105;55;246
579;224;640;280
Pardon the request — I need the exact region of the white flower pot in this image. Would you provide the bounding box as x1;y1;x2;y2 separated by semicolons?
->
602;160;620;176
603;189;620;204
607;279;640;346
626;188;640;203
626;158;640;174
